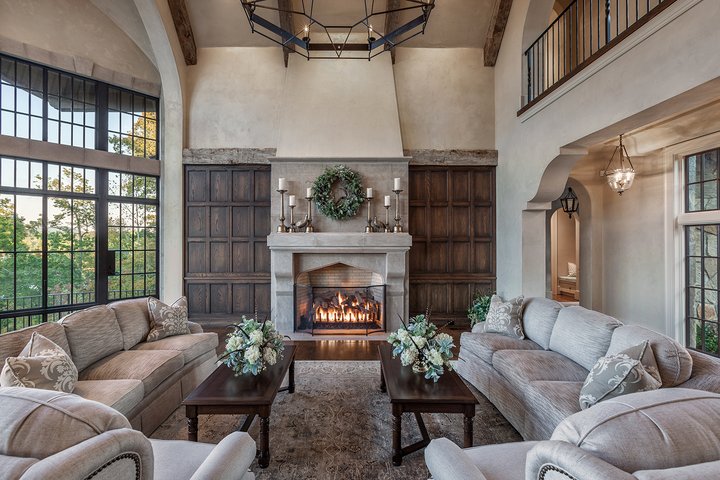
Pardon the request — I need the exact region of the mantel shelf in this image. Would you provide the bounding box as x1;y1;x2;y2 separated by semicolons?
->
267;232;412;251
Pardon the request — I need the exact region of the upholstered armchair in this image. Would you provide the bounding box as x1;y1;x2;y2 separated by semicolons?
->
0;387;256;480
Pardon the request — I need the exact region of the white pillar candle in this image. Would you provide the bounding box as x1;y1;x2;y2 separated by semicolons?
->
278;178;287;191
288;195;296;207
393;177;401;190
366;187;373;198
306;187;312;198
384;195;391;207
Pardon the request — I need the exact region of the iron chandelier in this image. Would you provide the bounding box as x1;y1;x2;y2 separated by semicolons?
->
602;134;636;195
560;187;579;218
240;0;436;60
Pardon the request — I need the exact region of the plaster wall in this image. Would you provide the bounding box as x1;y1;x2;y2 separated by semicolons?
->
494;0;720;304
393;48;495;150
0;0;159;85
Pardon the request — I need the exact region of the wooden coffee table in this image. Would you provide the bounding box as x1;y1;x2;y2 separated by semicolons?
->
183;344;296;468
378;343;478;466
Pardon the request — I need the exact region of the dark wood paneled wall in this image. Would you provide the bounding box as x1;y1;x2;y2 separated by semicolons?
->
408;166;496;323
184;165;271;323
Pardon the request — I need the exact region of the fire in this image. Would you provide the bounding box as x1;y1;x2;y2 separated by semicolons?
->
313;290;381;324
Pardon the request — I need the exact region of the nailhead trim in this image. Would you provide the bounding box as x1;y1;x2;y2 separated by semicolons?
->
85;452;141;480
538;464;577;480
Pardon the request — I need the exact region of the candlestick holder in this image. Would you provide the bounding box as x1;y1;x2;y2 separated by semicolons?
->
392;189;404;233
365;196;374;233
384;205;391;232
289;204;297;232
305;195;315;232
277;189;288;232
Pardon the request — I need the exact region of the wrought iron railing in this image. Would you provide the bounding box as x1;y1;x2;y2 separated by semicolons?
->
524;0;676;108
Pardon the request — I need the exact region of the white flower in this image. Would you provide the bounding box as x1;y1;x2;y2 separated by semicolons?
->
263;347;277;365
249;330;264;345
412;336;427;350
226;336;242;352
397;329;410;342
435;333;452;344
427;349;444;366
244;345;261;364
400;348;418;366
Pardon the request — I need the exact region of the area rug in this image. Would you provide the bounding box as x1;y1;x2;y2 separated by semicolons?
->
152;361;521;479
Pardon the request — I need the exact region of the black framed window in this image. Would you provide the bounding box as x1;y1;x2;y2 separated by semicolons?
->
0;157;159;333
685;149;720;356
0;52;159;160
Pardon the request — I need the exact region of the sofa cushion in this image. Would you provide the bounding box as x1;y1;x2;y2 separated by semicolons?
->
460;331;542;365
147;297;191;342
79;350;184;393
0;455;39;478
522;297;563;349
548;306;622;371
522;381;583;440
0;333;78;393
492;350;589;392
608;325;693;387
634;460;720;480
679;350;720;393
0;322;70;367
58;306;124;372
0;386;130;459
552;388;720;473
579;341;661;410
131;333;219;364
72;379;145;416
108;298;152;350
484;295;525;339
442;439;538;480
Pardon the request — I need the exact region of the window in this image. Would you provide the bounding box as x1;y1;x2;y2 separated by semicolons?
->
0;52;159;160
0;157;159;333
685;148;720;355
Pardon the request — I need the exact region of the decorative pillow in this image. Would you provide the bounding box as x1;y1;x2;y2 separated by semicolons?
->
579;340;661;410
484;295;525;339
568;262;577;277
0;332;78;393
147;296;191;342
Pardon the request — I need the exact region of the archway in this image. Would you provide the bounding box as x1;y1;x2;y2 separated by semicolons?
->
549;206;579;302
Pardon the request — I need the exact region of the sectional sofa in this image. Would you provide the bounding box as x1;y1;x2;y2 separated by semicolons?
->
0;298;218;435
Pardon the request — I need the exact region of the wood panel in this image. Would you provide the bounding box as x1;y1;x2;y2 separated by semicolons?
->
409;166;496;323
184;165;271;323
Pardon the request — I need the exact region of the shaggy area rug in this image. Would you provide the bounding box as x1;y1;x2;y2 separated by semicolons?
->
152;361;521;479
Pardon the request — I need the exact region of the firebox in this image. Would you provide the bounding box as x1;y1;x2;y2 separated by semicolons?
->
294;263;386;335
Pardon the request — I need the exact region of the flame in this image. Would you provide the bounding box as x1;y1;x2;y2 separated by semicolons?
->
313;290;381;324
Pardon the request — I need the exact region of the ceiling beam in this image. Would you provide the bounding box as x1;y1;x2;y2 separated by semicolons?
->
278;0;296;67
167;0;197;65
384;0;401;64
484;0;513;67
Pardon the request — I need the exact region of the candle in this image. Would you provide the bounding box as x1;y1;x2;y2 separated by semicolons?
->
384;195;391;207
366;187;373;198
306;187;312;198
288;195;296;207
278;178;287;191
393;178;401;191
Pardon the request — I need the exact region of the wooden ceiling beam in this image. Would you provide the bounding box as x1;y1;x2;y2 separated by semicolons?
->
167;0;197;65
384;0;401;64
484;0;513;67
278;0;295;67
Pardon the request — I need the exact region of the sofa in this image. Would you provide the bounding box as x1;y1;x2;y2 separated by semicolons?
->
454;297;720;440
0;298;219;435
426;387;720;480
0;386;256;480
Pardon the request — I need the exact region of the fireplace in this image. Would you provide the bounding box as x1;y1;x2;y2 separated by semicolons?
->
294;263;386;335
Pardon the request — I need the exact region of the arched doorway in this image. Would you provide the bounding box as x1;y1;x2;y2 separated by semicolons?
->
550;207;580;302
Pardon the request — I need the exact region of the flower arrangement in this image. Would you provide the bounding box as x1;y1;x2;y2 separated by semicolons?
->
220;316;285;376
468;291;494;328
387;314;455;382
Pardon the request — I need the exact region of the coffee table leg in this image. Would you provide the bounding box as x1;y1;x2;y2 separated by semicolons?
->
392;409;402;466
463;410;474;448
288;360;295;394
258;416;270;468
380;368;386;393
186;406;198;442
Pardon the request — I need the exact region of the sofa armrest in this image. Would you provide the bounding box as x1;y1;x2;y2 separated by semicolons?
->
471;322;486;334
20;428;153;480
189;432;256;480
525;441;635;480
188;321;204;334
425;438;487;480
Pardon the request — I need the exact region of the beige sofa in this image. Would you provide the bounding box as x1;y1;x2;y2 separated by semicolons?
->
0;298;219;435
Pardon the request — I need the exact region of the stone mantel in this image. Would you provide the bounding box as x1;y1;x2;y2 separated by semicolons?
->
267;233;412;252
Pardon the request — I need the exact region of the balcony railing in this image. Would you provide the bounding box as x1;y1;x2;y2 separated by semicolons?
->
522;0;677;113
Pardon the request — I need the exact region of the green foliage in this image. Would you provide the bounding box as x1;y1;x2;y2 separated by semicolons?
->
220;316;285;376
387;314;455;382
312;165;365;221
696;323;719;354
468;291;494;327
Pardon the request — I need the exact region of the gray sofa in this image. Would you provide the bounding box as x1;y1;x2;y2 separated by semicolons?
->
0;386;255;480
454;297;720;440
0;298;219;435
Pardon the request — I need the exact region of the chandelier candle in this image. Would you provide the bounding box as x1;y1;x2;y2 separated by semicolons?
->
277;179;288;233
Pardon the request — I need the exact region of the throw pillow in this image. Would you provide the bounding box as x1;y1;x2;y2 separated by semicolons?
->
579;340;661;410
147;296;191;342
568;262;577;277
484;295;525;339
0;332;78;393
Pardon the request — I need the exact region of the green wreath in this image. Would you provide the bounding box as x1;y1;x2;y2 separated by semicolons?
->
313;165;365;221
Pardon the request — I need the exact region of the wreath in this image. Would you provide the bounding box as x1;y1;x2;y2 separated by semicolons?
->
313;165;365;221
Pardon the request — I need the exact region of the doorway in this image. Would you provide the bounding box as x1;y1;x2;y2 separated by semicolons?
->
550;208;579;302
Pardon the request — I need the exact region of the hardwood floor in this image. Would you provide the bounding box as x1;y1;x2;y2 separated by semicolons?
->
207;327;468;361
